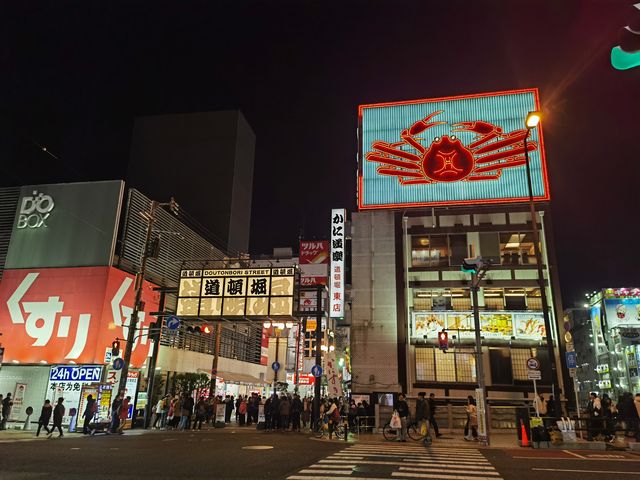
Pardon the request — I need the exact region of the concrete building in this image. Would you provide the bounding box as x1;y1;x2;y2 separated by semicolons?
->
127;110;255;253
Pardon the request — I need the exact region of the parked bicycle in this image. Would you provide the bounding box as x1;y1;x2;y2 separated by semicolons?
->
382;416;427;442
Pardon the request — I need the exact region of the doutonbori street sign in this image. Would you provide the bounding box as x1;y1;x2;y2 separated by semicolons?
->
176;267;299;319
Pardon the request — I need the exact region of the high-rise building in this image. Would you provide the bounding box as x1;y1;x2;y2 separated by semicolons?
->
127;110;255;254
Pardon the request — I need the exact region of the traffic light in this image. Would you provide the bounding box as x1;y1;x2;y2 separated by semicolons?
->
611;2;640;70
145;237;161;259
111;340;120;356
203;325;212;334
187;325;202;334
461;257;483;274
438;330;448;351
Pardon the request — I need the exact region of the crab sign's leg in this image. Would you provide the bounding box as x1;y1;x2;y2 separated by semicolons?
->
474;142;537;165
451;121;503;149
376;167;425;178
368;141;422;163
473;130;528;155
366;154;422;171
399;178;434;185
466;173;502;181
401;110;446;153
472;159;527;174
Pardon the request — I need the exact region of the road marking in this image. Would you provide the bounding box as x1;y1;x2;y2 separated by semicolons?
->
333;454;489;465
399;465;497;471
70;447;80;450
242;445;274;450
299;470;353;475
392;475;499;480
309;464;356;469
533;468;640;475
563;450;586;458
512;456;640;462
321;459;493;468
161;438;176;442
397;466;499;476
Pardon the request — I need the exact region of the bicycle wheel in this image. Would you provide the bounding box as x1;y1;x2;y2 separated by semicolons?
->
407;422;422;441
334;423;347;440
383;422;399;441
313;419;325;438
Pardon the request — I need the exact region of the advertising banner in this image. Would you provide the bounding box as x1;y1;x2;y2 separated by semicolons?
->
5;180;124;269
47;365;103;425
0;266;159;366
411;310;546;341
177;267;297;318
604;298;640;330
260;328;269;366
330;209;346;318
358;89;549;209
299;241;329;264
10;383;27;421
325;352;343;397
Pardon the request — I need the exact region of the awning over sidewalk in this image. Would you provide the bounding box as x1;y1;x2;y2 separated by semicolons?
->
217;371;268;385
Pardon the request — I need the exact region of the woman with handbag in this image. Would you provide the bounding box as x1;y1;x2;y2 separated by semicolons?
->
464;395;478;441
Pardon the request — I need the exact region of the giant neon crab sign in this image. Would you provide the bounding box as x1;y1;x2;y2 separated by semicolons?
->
365;110;538;184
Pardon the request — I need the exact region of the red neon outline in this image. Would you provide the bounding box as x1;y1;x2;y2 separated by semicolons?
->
357;88;551;211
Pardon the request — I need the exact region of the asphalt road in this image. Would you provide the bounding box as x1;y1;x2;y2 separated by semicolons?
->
0;428;638;480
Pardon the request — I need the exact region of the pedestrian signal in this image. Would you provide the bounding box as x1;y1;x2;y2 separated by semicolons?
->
438;330;448;351
111;340;120;356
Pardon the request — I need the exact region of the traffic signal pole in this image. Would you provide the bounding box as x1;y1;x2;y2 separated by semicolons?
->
471;273;490;446
313;284;323;425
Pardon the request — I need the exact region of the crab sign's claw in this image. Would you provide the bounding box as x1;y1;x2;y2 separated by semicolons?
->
451;120;501;136
405;110;446;136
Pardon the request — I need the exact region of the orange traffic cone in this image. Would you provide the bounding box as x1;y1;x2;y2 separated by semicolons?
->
520;419;529;447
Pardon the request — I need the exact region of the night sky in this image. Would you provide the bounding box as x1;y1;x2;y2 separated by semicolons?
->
1;1;638;307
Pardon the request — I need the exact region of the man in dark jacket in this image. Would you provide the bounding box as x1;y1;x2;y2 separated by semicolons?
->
428;393;442;437
291;394;303;432
82;394;97;434
50;397;65;438
395;393;409;442
36;400;53;437
1;393;12;430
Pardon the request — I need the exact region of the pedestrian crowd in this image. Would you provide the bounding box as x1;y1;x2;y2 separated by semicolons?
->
585;390;640;441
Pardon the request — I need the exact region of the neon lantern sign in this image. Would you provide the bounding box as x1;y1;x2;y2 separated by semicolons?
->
358;89;550;210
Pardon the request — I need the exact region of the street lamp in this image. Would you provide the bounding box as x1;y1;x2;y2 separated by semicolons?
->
522;111;561;415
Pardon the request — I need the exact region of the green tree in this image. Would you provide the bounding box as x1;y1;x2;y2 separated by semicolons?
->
174;373;210;397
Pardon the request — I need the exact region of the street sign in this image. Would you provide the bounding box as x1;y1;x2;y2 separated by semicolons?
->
527;369;542;380
271;361;280;372
166;315;181;331
311;365;323;377
526;357;540;370
112;357;125;371
565;351;578;369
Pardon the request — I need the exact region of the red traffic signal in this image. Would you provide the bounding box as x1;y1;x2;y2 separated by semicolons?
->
111;340;120;356
203;325;212;334
438;330;448;351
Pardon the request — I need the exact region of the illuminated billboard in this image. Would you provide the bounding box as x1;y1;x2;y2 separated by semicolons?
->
177;267;298;318
358;89;549;209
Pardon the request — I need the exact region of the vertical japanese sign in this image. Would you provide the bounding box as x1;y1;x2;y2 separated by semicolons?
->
330;209;346;318
325;352;343;397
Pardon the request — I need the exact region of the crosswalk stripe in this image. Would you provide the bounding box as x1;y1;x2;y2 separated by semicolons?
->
288;477;390;480
333;453;489;464
308;464;356;469
392;473;499;480
347;446;484;454
397;467;499;476
342;450;486;458
298;470;353;475
320;459;493;468
399;464;496;471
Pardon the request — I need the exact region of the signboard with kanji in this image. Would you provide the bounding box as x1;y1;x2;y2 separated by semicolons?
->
330;209;346;318
176;267;298;318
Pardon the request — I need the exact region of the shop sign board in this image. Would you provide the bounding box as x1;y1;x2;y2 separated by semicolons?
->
10;383;27;421
5;181;124;269
330;209;346;318
565;351;578;369
260;328;269;366
411;310;546;341
591;305;608;355
325;352;342;397
298;374;315;385
604;297;640;329
176;267;297;318
299;240;329;264
0;266;159;367
47;365;103;425
358;89;549;210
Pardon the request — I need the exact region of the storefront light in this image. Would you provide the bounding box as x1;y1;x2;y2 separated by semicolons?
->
285;321;293;329
320;345;328;352
263;321;272;329
329;345;335;352
11;360;19;364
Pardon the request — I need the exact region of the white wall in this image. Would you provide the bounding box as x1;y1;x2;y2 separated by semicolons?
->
156;346;266;379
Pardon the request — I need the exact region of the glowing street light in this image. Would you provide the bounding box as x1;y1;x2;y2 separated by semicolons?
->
525;111;542;129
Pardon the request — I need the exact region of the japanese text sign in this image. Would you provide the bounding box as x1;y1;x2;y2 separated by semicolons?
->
0;267;158;366
177;267;297;318
299;241;329;264
330;209;346;318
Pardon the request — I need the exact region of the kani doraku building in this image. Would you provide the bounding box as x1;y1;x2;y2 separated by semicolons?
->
350;89;568;410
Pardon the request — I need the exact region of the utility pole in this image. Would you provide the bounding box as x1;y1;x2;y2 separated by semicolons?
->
462;257;490;446
313;284;323;424
117;198;178;396
209;322;223;397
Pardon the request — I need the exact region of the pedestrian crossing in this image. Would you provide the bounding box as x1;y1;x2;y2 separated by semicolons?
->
287;443;502;480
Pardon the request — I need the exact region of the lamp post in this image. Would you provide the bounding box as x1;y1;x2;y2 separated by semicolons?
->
523;111;561;414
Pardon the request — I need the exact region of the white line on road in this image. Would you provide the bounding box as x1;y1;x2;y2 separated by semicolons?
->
320;459;493;468
309;464;356;469
397;466;499;476
333;454;489;465
512;456;640;462
392;473;500;480
532;468;640;475
399;465;497;471
298;470;354;475
563;450;586;458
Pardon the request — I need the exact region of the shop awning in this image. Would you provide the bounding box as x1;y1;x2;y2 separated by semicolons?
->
216;371;268;385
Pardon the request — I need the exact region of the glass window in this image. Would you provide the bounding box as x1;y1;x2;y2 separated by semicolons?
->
449;234;468;266
526;288;542;310
483;288;504;310
505;288;526;310
456;349;476;383
411;236;449;267
511;348;533;380
415;348;436;381
479;232;500;264
490;348;513;385
435;349;456;382
499;232;523;265
451;289;471;311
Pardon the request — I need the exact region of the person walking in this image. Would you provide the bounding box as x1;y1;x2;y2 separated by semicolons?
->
36;400;53;437
193;397;206;430
326;399;339;440
110;392;123;433
302;396;311;430
185;395;195;430
82;394;97;434
49;397;65;438
546;394;557;420
178;395;190;431
415;392;431;441
117;396;131;433
279;395;291;431
238;397;247;426
395;394;410;442
1;393;13;430
291;394;302;432
428;393;442;437
464;395;478;441
587;392;602;440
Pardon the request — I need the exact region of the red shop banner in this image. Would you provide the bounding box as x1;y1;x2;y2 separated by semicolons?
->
0;267;159;367
299;240;329;264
